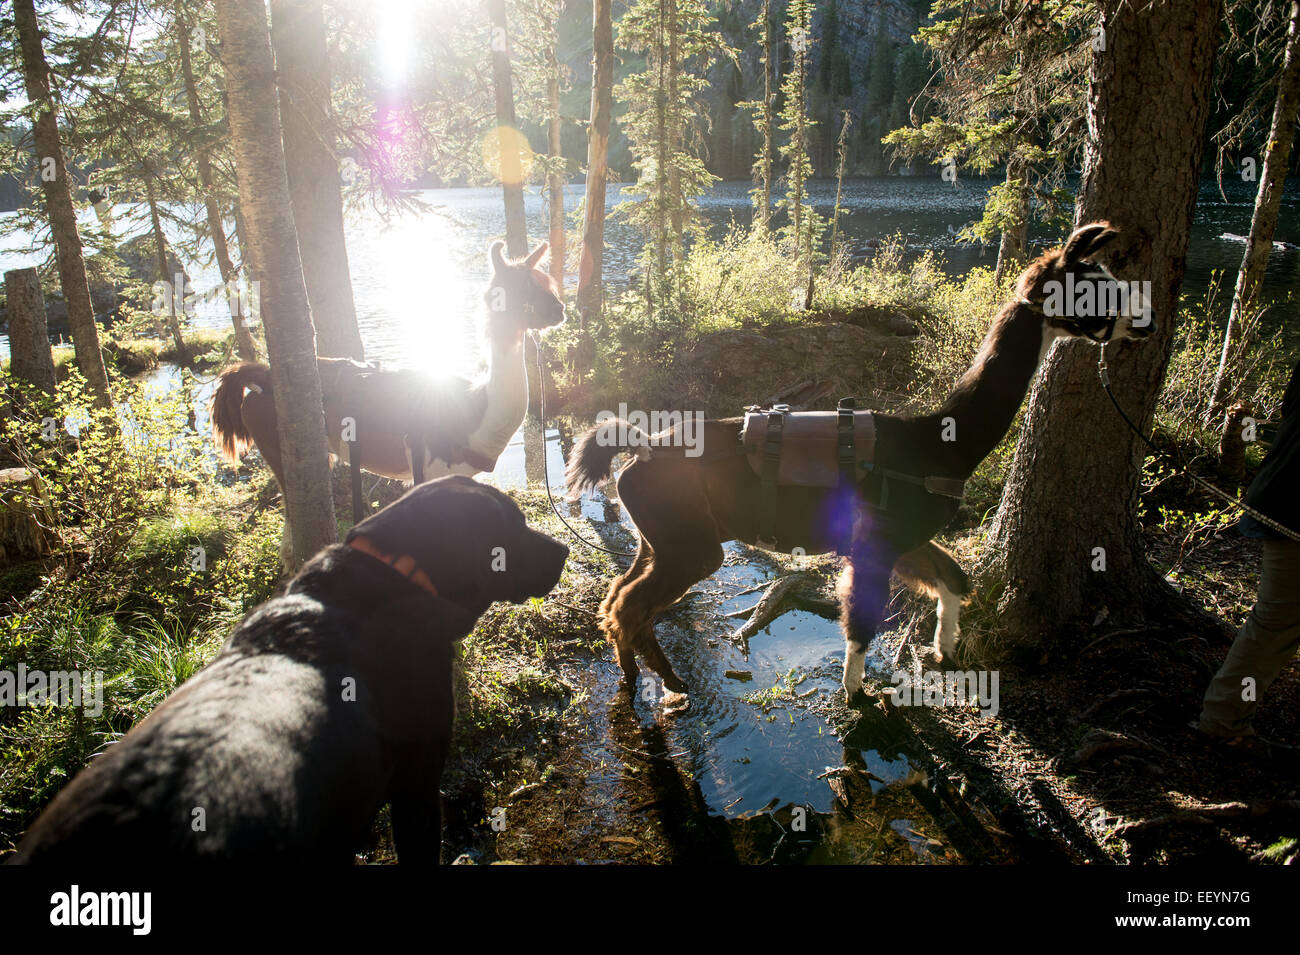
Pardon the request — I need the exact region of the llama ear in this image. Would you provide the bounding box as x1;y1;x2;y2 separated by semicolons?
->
524;241;549;269
1063;222;1117;264
489;241;508;274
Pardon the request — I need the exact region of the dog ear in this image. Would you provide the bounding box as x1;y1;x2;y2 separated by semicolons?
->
524;241;549;269
1063;222;1118;264
489;241;508;274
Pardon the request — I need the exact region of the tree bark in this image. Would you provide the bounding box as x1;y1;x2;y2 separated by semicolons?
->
546;14;565;289
1208;0;1300;421
12;0;111;407
269;0;364;360
995;162;1029;284
175;1;259;361
756;0;773;232
143;167;192;366
4;268;57;395
216;0;337;567
982;0;1221;644
576;0;613;327
488;0;528;259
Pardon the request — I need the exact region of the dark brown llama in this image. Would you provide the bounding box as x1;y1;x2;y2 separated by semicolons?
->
566;223;1155;703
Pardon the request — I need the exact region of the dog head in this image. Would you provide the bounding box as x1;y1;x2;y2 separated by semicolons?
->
346;475;568;616
484;240;566;336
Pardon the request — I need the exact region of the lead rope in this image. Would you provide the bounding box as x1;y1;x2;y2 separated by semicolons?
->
530;332;638;558
1098;344;1300;543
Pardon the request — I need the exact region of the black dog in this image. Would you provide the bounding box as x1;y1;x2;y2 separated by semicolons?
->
8;475;568;864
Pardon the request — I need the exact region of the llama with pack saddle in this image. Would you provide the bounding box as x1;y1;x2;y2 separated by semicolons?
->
566;223;1155;704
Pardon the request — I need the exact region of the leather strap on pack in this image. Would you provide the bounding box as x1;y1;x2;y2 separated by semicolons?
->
836;397;857;488
870;464;966;511
757;405;787;548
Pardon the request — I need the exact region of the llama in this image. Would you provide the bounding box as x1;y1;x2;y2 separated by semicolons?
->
212;241;563;555
566;223;1155;703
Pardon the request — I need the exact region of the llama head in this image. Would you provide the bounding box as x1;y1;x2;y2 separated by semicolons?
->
484;241;566;338
1016;222;1156;344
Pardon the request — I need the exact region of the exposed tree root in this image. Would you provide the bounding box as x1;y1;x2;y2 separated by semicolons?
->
728;572;838;649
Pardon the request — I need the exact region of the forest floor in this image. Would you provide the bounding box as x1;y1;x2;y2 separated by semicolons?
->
3;308;1296;864
340;476;1300;866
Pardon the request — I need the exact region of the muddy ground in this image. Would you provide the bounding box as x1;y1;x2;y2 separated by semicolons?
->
346;474;1298;866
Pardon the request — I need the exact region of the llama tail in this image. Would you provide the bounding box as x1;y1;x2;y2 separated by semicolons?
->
211;361;272;464
565;418;651;496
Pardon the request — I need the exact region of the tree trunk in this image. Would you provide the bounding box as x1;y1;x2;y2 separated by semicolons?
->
546;16;565;289
216;0;337;567
667;0;684;264
488;0;528;259
175;1;259;361
12;0;111;407
576;0;613;327
4;268;57;395
995;163;1029;284
143;168;192;366
269;0;364;360
1208;0;1300;421
982;0;1221;644
0;468;53;564
756;0;773;231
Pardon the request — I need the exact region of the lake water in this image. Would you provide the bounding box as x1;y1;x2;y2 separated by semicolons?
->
3;174;1299;368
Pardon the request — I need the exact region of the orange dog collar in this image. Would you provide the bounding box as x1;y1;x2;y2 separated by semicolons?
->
347;535;439;597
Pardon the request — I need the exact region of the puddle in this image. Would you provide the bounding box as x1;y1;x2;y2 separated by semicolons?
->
492;437;1017;864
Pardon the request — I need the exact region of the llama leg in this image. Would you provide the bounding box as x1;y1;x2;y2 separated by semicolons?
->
891;541;970;662
933;579;962;661
600;542;652;689
621;539;724;696
839;554;892;704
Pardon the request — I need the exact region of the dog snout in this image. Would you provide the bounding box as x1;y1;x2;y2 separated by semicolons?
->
533;536;569;595
499;532;567;602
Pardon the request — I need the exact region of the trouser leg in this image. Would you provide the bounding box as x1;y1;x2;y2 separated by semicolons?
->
1200;538;1300;736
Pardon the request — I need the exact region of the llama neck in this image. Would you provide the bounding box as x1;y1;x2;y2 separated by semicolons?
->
469;328;529;459
932;301;1048;475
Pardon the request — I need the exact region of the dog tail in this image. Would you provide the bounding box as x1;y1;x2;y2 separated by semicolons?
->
211;361;272;464
891;540;972;600
565;418;651;495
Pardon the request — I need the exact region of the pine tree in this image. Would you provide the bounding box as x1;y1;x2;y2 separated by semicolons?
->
739;0;775;230
616;0;727;312
777;0;822;282
883;2;1089;281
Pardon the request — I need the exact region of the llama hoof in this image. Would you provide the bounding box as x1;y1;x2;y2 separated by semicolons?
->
661;673;688;695
846;686;876;709
661;689;690;710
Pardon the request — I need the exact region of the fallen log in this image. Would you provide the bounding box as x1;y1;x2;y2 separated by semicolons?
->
729;572;833;649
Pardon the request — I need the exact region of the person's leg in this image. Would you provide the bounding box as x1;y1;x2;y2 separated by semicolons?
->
1200;538;1300;737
